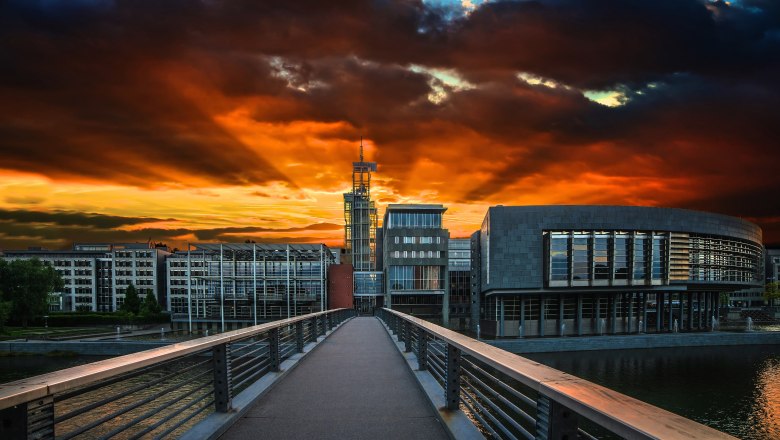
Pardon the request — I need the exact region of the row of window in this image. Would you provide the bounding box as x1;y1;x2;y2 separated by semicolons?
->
386;212;443;229
549;232;666;284
388;265;445;291
392;236;442;244
392;250;442;259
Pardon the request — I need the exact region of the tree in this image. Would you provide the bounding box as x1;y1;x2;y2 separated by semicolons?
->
141;290;162;316
764;282;780;307
121;284;141;314
0;258;63;327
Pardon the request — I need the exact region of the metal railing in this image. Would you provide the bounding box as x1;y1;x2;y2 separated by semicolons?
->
0;308;354;439
377;308;736;440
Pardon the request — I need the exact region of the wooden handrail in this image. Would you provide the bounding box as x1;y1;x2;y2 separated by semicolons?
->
382;308;736;440
0;309;348;410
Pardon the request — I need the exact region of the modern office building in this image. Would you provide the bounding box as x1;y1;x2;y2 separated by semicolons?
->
2;242;169;312
343;141;383;310
166;243;334;332
471;205;764;337
383;204;450;324
448;238;471;329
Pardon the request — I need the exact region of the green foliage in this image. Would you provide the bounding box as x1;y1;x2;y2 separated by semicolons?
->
0;301;12;331
141;291;162;315
765;282;780;305
0;258;64;327
43;312;168;326
120;284;141;315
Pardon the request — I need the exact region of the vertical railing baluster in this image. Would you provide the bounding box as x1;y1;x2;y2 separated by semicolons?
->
269;328;281;372
213;343;232;412
417;327;428;371
403;321;412;352
535;394;578;440
445;343;461;410
296;321;304;353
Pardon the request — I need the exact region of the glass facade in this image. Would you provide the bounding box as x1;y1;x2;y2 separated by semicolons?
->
550;234;568;281
547;231;668;286
388;265;444;291
387;212;442;229
354;271;384;296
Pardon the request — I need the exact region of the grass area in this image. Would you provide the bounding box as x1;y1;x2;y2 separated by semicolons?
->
0;326;117;341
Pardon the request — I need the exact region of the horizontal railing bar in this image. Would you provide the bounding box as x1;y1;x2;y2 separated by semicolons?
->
151;398;215;440
97;378;214;440
578;427;599;440
461;391;500;439
462;387;521;440
229;337;270;353
461;377;529;438
231;357;272;387
232;363;271;393
0;309;349;410
462;357;536;409
381;308;736;440
230;344;270;367
461;366;534;426
56;357;212;423
127;385;214;440
59;367;213;440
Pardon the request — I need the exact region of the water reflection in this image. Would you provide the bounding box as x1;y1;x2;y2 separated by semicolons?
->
524;345;780;440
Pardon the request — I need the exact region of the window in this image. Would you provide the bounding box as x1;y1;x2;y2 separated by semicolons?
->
387;212;442;229
403;251;408;258
388;265;444;290
428;250;433;258
614;235;629;279
394;237;399;244
550;233;569;281
404;237;415;244
572;234;589;280
436;237;441;244
411;251;416;258
594;235;609;280
394;251;399;258
633;234;648;280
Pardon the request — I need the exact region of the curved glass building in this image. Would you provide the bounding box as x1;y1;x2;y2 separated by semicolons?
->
470;206;764;337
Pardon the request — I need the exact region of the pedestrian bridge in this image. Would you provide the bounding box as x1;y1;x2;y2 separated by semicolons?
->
0;309;735;439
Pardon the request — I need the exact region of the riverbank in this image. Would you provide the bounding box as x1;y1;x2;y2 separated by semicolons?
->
0;340;173;356
486;330;780;354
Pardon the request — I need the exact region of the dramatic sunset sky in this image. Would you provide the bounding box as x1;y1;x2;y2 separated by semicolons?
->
1;0;779;250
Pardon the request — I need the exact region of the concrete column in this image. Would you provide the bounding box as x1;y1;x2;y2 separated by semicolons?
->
668;293;674;332
558;294;565;336
678;293;684;331
499;297;505;337
443;263;450;328
641;292;648;333
576;293;583;336
687;292;694;331
539;296;546;337
627;293;634;333
610;293;617;334
595;295;601;334
519;296;526;338
657;292;664;332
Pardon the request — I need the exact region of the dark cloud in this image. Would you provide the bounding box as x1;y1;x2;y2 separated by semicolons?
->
0;209;169;228
1;0;779;243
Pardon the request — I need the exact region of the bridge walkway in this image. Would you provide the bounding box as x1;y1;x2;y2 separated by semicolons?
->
220;316;449;440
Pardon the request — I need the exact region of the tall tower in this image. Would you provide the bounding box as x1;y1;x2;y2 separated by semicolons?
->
344;139;378;271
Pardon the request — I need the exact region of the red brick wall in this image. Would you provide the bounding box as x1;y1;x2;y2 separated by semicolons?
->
328;264;353;310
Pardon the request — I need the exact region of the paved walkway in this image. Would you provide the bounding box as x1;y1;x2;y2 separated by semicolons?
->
220;317;449;440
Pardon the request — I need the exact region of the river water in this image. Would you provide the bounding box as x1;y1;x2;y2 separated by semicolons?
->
524;345;780;440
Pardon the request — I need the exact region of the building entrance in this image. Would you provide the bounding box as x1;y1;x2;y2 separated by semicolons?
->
354;296;376;315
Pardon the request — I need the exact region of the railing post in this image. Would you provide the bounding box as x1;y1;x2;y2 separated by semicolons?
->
0;395;54;439
417;328;428;370
445;343;461;410
403;321;412;352
535;394;578;440
325;313;331;332
318;315;325;337
269;328;281;372
296;321;304;353
213;343;232;412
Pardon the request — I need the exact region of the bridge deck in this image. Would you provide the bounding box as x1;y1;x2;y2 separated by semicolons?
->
220;316;449;440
